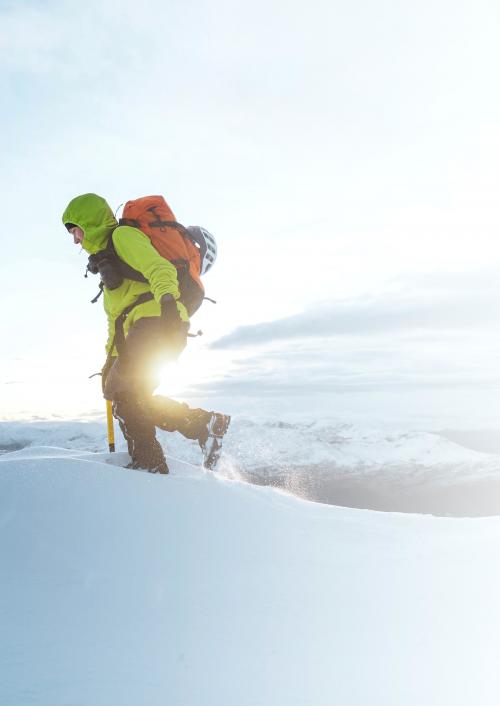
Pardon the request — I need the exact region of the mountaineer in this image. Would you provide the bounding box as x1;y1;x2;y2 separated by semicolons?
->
62;192;230;474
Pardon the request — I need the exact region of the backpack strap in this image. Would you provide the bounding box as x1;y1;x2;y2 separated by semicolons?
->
119;216;194;242
106;232;148;284
112;292;155;358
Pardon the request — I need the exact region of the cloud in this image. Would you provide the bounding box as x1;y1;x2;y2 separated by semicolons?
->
193;334;500;395
211;271;500;349
190;270;500;419
189;372;500;399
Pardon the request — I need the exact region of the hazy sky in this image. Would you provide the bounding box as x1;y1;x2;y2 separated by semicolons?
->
2;0;500;426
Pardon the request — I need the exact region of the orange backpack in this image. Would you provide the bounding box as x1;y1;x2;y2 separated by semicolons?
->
119;195;205;314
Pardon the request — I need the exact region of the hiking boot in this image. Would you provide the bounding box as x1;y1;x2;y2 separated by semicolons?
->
198;412;231;470
127;458;170;474
127;437;168;474
148;460;170;475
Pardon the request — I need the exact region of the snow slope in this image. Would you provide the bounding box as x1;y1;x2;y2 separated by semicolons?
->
222;419;500;516
2;443;500;705
2;417;500;516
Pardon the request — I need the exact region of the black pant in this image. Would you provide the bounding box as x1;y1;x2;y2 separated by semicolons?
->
103;317;211;468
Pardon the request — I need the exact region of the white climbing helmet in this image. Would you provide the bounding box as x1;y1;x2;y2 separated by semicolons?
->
186;226;217;275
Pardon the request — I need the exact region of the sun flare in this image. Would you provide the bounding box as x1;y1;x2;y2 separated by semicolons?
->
156;358;195;397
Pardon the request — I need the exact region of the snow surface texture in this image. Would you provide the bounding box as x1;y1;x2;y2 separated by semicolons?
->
2;440;500;706
1;417;500;516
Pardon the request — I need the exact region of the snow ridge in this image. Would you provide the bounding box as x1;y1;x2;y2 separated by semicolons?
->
2;443;500;705
1;417;500;516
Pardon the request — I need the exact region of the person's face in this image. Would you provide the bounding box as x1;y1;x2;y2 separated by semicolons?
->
69;226;84;245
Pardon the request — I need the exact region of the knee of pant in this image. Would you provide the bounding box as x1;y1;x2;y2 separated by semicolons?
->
104;363;131;401
112;396;139;423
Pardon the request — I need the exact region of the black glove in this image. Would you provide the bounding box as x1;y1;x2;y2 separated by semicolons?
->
101;356;117;395
160;295;189;358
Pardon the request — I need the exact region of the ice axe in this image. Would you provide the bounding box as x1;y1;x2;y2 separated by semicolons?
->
106;399;115;453
89;368;115;453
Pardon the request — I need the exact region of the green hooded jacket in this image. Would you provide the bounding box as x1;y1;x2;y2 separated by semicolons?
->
62;193;189;356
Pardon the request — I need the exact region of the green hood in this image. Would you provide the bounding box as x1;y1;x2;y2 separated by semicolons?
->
62;193;118;254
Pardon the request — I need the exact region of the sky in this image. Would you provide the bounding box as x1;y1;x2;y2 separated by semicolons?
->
2;0;500;427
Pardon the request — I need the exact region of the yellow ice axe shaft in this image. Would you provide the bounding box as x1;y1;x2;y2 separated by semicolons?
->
106;399;115;453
